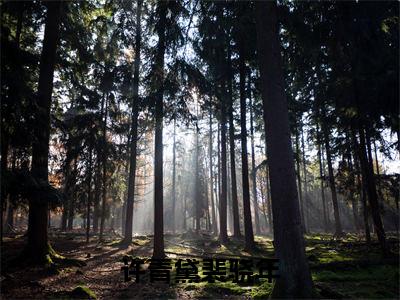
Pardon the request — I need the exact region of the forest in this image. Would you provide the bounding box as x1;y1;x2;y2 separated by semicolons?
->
1;0;399;299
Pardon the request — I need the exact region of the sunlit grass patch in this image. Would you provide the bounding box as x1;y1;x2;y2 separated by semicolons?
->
313;265;399;282
313;265;399;298
105;239;123;246
250;281;273;299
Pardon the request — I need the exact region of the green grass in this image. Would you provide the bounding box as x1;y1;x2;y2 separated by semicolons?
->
117;233;398;299
71;285;97;299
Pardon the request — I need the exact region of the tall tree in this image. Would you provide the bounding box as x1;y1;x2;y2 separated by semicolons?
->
86;146;93;243
124;0;142;244
227;47;241;238
238;38;254;250
255;1;313;296
322;119;343;236
99;93;109;241
171;118;177;233
209;102;218;234
249;80;261;235
152;1;167;258
26;1;62;261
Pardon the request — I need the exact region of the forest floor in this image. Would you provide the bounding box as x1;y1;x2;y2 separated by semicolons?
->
1;230;399;299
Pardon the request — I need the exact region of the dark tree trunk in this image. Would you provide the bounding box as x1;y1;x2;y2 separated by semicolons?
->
249;82;261;235
171;118;177;234
295;133;306;232
67;159;78;231
301;128;310;231
238;43;254;250
1;2;24;243
227;47;241;238
255;1;313;296
195;124;201;232
265;167;273;233
26;1;61;260
323;124;343;236
209;104;218;235
352;132;371;243
5;199;14;233
93;158;101;233
5;152;16;233
358;126;387;254
86;146;93;243
219;113;228;242
124;0;142;244
259;179;269;232
346;134;360;232
227;144;233;233
152;1;167;259
99;94;109;241
317;132;329;232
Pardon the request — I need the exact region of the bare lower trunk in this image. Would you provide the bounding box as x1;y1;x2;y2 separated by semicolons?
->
171;118;176;234
86;147;93;243
249;80;261;235
317;135;328;232
352;133;371;243
99;94;109;241
93;159;101;233
301;129;310;231
227;47;241;238
295;133;306;232
323;125;343;236
209;105;218;235
219;116;228;242
239;43;254;250
358;126;387;254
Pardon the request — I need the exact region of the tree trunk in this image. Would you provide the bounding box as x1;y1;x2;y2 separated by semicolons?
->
265;167;273;233
5;198;14;233
301;128;310;231
249;76;261;235
259;178;268;232
255;1;313;296
352;131;371;243
67;159;77;231
323;124;343;236
171;118;177;234
346;134;360;232
217;123;221;215
195;123;201;232
317;135;329;232
295;132;306;232
93;158;101;233
239;43;254;250
1;2;24;244
26;1;62;260
209;103;218;234
358;126;387;254
124;0;142;244
152;1;167;258
86;146;93;243
5;152;17;234
227;47;241;238
219;112;228;242
99;93;109;241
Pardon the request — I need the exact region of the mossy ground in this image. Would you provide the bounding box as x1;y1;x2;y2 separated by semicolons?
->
1;232;398;299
